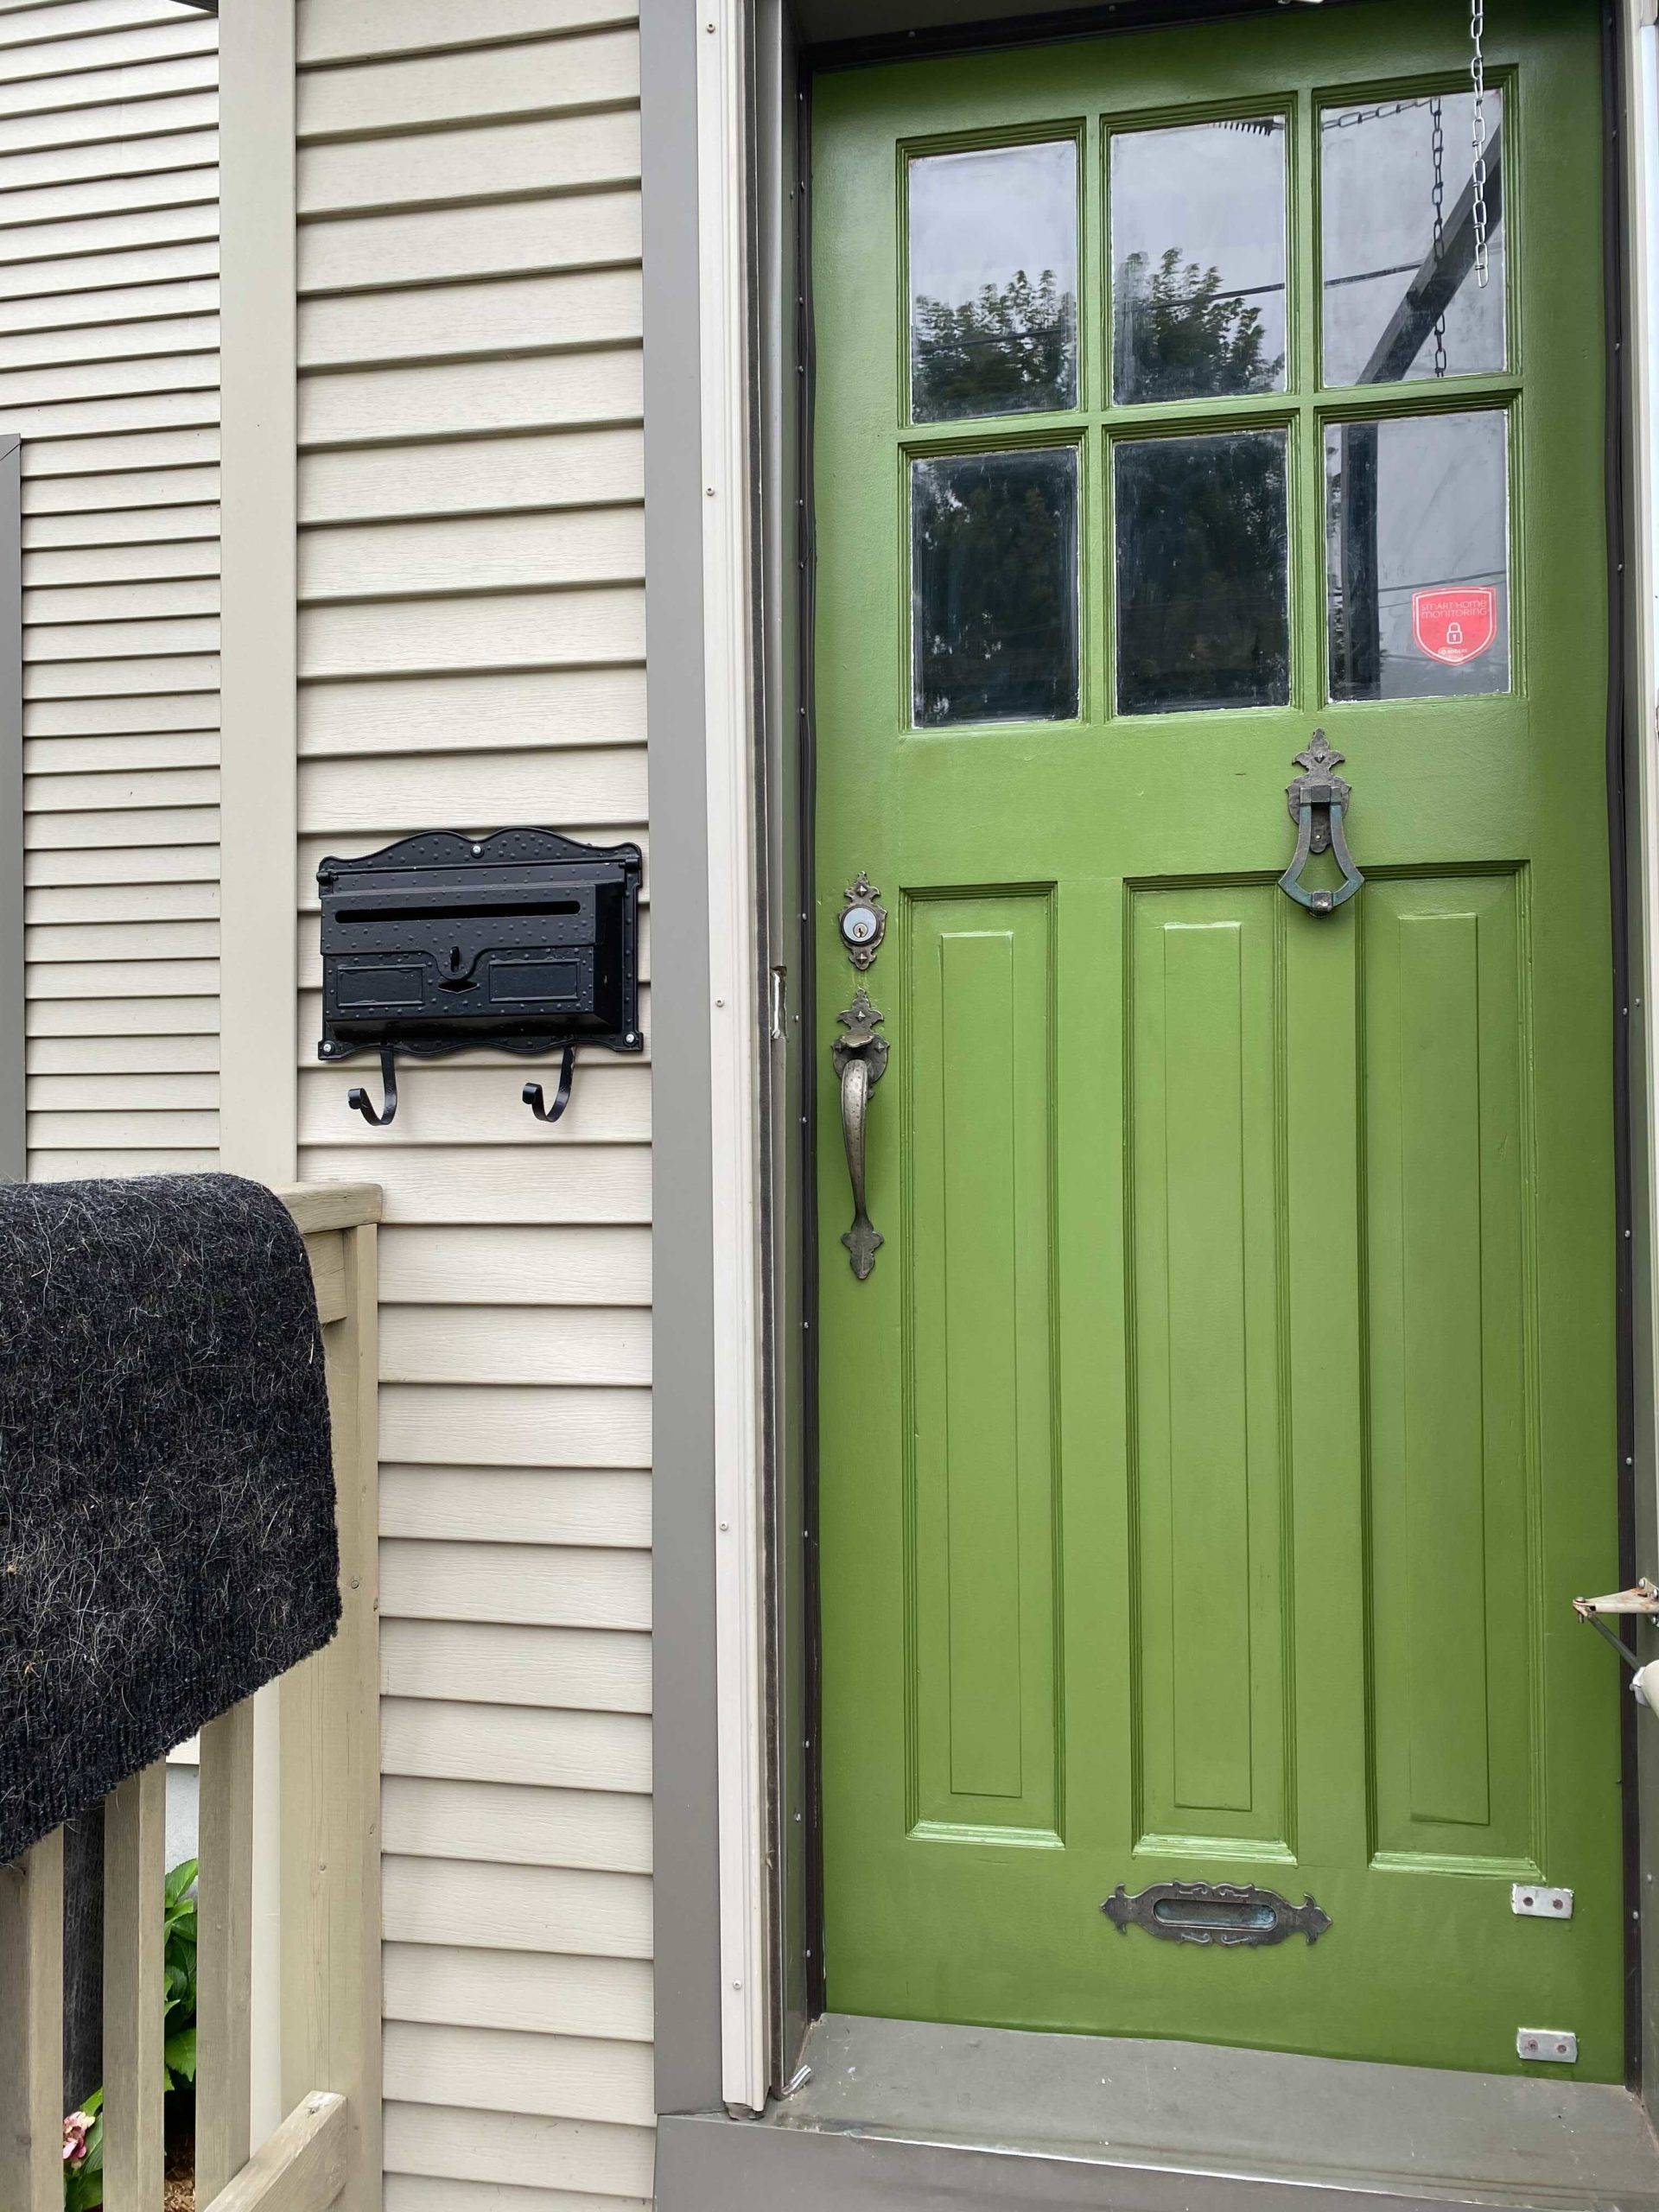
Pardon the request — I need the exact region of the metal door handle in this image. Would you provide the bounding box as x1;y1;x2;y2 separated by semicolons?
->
1280;731;1363;915
831;986;889;1280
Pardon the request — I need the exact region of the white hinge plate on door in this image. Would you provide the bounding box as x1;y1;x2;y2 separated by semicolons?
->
1517;2029;1579;2064
1511;1883;1574;1919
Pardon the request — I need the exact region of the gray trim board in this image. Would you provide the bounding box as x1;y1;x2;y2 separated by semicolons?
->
1601;0;1645;2089
753;0;812;2088
659;2014;1659;2212
796;0;1367;64
646;0;811;2116
657;2113;1656;2212
1615;0;1659;2126
1;437;20;1185
643;0;726;2123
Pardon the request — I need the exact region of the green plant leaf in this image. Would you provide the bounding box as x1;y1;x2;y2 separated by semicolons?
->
162;1859;199;2046
65;2166;103;2212
63;1868;200;2208
163;1858;199;1910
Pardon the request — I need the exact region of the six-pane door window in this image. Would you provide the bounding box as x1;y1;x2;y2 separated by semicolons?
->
904;90;1510;728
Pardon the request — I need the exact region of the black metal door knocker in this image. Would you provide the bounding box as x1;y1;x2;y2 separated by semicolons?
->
1280;732;1363;916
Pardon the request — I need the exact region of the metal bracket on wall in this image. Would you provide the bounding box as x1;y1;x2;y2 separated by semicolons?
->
1517;2028;1579;2066
1511;1883;1574;1920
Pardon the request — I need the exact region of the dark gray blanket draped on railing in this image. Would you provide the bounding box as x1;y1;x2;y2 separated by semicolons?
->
0;1173;339;1866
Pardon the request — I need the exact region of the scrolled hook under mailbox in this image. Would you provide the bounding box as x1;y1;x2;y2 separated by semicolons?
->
1280;732;1363;916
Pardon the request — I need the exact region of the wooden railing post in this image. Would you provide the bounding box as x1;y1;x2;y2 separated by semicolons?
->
0;1830;64;2212
102;1763;167;2212
278;1188;383;2212
197;1699;256;2205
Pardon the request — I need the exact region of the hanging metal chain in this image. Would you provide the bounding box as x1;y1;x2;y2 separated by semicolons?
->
1429;97;1448;378
1471;0;1491;289
1322;98;1427;132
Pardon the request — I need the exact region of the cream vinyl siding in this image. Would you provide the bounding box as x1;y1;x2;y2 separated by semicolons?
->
7;0;219;1179
295;0;651;2203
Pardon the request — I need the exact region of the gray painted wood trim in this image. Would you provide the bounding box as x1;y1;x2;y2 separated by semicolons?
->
0;438;20;1185
753;0;812;2088
794;0;1363;60
657;2112;1659;2212
659;2010;1659;2212
643;0;727;2125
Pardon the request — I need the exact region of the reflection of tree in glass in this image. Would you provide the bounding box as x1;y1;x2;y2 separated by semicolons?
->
1115;247;1282;403
914;452;1077;726
1117;431;1288;713
912;269;1077;420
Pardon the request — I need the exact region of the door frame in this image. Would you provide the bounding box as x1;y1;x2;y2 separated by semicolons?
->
646;0;1659;2196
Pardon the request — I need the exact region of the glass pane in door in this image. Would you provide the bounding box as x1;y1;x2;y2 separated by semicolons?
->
1111;118;1287;404
1325;409;1510;700
1115;429;1290;712
912;445;1081;726
1321;89;1506;386
909;139;1079;422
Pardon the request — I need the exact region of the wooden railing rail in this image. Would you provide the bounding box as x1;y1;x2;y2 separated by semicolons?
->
1;1182;382;2212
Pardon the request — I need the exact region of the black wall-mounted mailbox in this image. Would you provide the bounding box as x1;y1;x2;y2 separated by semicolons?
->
316;828;642;1128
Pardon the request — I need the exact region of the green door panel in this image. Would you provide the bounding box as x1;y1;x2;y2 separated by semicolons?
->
1363;874;1535;1872
813;0;1624;2077
1128;888;1289;1859
907;893;1060;1843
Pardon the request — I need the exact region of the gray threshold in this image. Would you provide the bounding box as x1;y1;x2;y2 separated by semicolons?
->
657;2012;1659;2212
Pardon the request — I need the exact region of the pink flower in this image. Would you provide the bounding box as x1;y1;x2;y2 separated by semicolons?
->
62;2113;92;2167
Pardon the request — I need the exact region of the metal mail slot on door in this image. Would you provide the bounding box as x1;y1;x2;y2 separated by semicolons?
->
316;826;643;1128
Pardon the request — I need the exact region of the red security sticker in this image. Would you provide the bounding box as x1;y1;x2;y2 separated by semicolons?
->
1412;586;1498;666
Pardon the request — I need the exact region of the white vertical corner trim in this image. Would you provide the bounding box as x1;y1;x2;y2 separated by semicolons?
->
218;0;298;2152
220;0;298;1198
697;0;770;2117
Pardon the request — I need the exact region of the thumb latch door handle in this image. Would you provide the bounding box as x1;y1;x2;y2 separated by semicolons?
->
1280;730;1363;915
831;986;889;1281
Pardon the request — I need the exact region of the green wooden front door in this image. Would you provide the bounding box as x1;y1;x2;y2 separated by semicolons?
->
813;0;1625;2076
